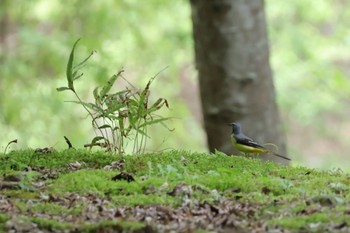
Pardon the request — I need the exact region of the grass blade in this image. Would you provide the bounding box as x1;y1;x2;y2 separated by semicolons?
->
66;38;81;91
98;124;113;129
73;50;96;71
65;101;104;113
4;139;18;154
73;72;84;81
56;87;71;92
138;117;172;128
100;74;118;97
93;87;101;104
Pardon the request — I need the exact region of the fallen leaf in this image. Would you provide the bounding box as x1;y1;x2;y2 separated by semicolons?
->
261;186;271;195
306;196;338;207
167;184;192;197
111;172;135;182
68;161;82;171
3;174;21;182
5;217;37;232
111;159;125;170
0;181;20;190
334;221;347;230
40;192;49;201
32;181;45;188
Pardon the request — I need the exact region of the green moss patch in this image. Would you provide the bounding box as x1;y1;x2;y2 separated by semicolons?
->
1;150;350;232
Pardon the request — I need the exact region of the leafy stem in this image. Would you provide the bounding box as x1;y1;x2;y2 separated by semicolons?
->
57;39;171;154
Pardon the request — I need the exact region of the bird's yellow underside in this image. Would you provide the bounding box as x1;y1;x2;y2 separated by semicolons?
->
231;137;268;154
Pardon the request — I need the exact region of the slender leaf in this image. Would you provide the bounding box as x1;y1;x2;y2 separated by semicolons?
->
100;74;118;97
105;103;125;115
101;114;120;121
138;117;172;128
126;98;139;108
93;136;106;143
66;101;104;113
4;139;18;154
127;112;137;129
118;117;126;137
133;124;150;138
56;87;71;92
146;98;169;115
125;99;140;116
98;124;113;129
137;91;148;116
104;90;129;105
90;136;107;146
73;72;84;81
66;38;81;91
93;87;101;103
73;50;96;71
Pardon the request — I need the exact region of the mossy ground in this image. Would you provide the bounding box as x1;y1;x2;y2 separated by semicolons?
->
0;149;349;232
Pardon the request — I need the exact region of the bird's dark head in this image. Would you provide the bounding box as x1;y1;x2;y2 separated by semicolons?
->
228;122;241;134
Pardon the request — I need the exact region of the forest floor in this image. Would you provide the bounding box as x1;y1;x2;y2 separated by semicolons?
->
0;149;349;233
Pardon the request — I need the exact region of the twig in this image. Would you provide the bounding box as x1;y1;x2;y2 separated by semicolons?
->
4;139;17;154
64;136;73;149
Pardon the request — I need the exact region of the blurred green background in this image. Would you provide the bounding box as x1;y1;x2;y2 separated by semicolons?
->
1;0;350;169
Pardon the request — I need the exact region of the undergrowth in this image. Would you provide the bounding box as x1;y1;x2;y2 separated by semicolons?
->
57;39;171;155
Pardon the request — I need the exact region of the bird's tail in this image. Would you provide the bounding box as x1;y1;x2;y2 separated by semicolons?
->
270;152;291;161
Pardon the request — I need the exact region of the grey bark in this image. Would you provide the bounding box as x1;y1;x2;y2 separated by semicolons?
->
190;0;288;164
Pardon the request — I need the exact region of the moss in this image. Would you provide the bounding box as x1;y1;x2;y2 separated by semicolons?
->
0;149;120;171
270;213;348;231
111;194;175;206
0;214;10;223
1;190;38;199
30;202;85;216
81;220;149;233
0;213;10;232
50;169;117;195
31;217;72;231
2;149;350;232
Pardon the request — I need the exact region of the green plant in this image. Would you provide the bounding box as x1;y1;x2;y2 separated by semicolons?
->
4;139;17;154
57;39;171;154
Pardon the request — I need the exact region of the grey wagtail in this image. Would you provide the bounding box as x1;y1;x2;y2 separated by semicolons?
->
228;122;291;161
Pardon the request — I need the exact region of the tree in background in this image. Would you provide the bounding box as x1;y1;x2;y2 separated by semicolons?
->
190;0;287;163
0;1;200;152
0;0;9;58
2;1;350;168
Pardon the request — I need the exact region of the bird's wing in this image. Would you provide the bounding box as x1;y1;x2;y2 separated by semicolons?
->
234;133;291;161
235;134;266;149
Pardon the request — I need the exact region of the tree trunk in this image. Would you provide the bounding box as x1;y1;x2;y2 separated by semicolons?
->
190;0;287;164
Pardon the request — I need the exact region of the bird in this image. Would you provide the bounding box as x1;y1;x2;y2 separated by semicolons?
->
228;122;291;161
